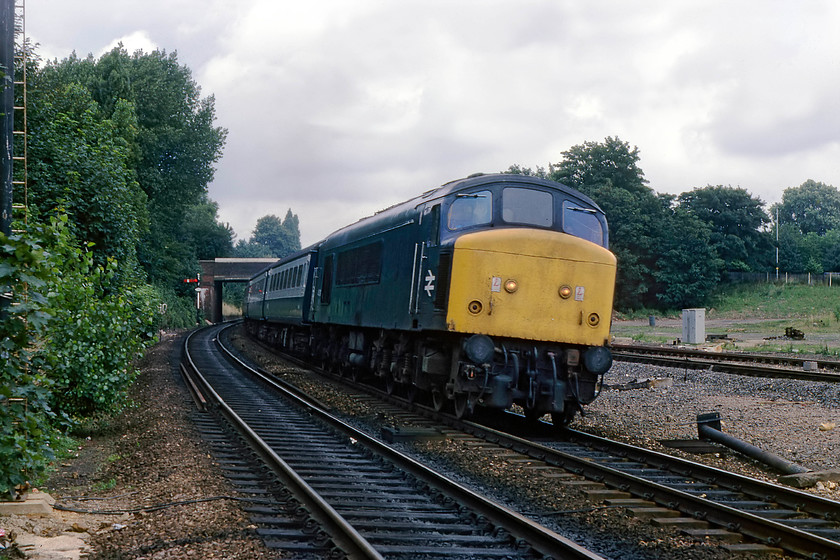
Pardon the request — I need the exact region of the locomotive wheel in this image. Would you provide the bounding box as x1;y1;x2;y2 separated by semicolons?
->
453;393;473;419
384;372;397;395
406;383;419;403
551;408;576;428
524;408;544;426
431;388;446;412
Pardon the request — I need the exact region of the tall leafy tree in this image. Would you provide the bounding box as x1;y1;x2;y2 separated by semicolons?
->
653;207;724;308
181;196;235;260
775;180;840;236
235;210;302;258
549;137;667;309
27;78;147;285
550;136;649;197
41;46;228;286
677;185;772;274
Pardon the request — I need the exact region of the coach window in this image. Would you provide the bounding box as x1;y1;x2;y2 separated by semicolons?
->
563;200;605;246
502;188;553;227
447;190;492;230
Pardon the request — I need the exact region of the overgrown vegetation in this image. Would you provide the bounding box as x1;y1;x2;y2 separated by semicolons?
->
1;44;232;496
1;216;158;496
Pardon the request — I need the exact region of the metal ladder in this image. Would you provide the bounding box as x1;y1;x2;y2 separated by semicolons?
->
10;0;26;231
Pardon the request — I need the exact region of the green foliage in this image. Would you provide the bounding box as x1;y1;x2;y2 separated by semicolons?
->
235;209;301;258
36;216;157;418
0;232;56;496
653;207;724;308
774;179;840;236
503;164;548;178
28;79;148;284
151;284;202;329
36;45;230;290
547;137;685;310
677;185;772;275
550;136;649;197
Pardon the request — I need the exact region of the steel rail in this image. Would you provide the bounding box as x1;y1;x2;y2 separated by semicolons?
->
612;343;840;383
560;428;840;522
235;324;840;557
216;325;606;560
183;327;386;560
452;419;840;559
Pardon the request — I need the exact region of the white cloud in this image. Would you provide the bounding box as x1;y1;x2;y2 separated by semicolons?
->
26;0;840;241
99;30;158;57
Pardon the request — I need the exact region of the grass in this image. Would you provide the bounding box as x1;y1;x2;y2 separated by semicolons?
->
92;478;117;492
707;283;840;321
614;282;840;353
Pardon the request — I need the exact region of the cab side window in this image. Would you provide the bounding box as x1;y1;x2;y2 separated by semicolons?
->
447;191;492;230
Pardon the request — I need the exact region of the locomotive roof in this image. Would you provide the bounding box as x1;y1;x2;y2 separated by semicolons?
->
321;173;603;247
248;174;604;282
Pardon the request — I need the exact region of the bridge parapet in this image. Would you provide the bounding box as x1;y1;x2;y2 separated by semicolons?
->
198;258;277;322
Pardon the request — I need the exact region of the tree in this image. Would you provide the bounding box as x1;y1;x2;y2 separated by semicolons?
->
27;79;147;285
548;137;666;309
653;207;724;308
181;196;234;260
677;185;772;274
41;46;229;288
775;180;840;236
503;164;548;178
550;136;649;197
236;210;301;258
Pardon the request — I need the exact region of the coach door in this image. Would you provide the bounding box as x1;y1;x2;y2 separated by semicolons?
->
409;203;441;319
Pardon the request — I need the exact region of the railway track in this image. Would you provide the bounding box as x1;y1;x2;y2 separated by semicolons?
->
182;324;604;559
612;342;840;382
230;324;840;559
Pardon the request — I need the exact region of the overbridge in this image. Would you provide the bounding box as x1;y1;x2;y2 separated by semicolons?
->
198;258;277;323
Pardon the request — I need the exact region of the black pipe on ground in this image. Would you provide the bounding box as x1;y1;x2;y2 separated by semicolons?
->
697;412;809;476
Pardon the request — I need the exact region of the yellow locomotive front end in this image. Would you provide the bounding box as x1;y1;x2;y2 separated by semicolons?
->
446;228;616;346
439;221;616;423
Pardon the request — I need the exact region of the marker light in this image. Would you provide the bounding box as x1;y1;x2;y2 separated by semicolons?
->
558;285;572;299
468;300;483;314
504;279;518;293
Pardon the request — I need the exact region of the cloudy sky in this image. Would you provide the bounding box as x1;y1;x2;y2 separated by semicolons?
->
28;0;840;246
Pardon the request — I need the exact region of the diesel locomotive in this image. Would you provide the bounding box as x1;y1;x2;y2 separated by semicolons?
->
244;173;617;424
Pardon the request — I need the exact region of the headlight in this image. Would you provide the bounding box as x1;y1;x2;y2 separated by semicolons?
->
463;334;495;365
583;346;612;374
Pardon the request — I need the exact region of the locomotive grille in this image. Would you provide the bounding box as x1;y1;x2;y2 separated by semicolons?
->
434;252;452;310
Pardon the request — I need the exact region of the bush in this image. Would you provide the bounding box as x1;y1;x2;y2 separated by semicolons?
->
0;231;57;497
39;216;157;417
1;215;165;495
